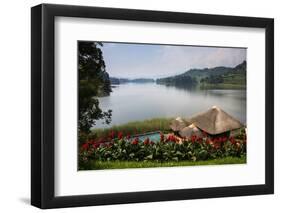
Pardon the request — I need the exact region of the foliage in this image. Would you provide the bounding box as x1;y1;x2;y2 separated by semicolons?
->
79;130;246;170
156;74;197;88
200;75;224;84
200;61;246;88
78;41;112;133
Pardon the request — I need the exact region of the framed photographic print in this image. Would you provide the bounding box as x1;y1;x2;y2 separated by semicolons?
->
31;3;274;209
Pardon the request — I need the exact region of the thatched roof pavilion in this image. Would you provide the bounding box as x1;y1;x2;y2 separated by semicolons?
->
179;123;204;138
169;117;189;132
189;106;243;135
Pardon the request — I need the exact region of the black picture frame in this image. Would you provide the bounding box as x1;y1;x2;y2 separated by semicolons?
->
31;3;274;209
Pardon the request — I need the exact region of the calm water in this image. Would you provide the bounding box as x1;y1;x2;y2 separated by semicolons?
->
95;83;246;129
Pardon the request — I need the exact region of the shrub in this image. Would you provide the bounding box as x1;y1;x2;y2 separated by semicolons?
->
79;131;246;169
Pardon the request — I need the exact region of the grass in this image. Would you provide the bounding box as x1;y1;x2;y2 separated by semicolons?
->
80;156;246;170
91;117;172;138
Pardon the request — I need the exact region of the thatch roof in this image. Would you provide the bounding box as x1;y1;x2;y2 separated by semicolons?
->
189;106;243;135
169;117;188;132
179;124;203;138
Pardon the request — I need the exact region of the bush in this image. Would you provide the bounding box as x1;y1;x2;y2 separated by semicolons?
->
79;131;246;169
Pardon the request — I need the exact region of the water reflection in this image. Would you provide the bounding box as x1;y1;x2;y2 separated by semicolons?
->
95;83;246;128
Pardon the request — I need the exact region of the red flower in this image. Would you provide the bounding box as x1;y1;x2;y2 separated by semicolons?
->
93;143;100;149
191;135;197;143
229;136;236;145
81;143;89;150
131;137;139;145
214;137;227;143
167;134;177;142
126;134;131;140
160;133;164;142
108;131;115;140
144;138;150;145
217;137;226;143
118;132;123;140
202;131;208;137
166;135;170;141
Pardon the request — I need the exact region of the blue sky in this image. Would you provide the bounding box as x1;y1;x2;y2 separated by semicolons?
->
101;42;246;79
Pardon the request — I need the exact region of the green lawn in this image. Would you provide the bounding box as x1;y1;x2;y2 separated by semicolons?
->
91;117;172;139
80;156;246;170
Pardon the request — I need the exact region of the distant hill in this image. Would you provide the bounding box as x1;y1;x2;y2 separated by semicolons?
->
110;77;129;84
156;61;246;89
110;77;155;84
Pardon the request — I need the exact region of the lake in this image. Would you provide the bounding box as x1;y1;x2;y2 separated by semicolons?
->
95;83;246;129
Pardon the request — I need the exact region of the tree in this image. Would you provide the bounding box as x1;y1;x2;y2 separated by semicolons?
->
200;75;223;84
78;41;112;133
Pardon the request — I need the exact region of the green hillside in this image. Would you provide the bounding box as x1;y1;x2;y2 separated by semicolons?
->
156;61;246;89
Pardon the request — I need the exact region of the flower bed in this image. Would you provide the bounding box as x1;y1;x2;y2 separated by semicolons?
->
79;130;246;169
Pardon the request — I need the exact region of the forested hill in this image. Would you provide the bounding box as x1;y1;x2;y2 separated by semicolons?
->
156;61;246;89
110;77;155;84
